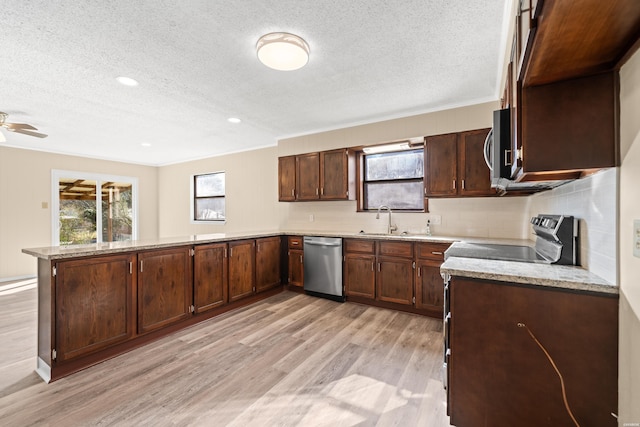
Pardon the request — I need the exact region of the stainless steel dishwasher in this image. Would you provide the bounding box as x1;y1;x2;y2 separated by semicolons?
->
303;236;344;302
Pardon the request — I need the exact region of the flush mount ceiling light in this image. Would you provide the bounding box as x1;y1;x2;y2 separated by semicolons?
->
116;76;139;87
256;32;309;71
227;117;242;124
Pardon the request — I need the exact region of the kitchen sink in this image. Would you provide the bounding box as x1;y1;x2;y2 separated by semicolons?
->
357;231;389;236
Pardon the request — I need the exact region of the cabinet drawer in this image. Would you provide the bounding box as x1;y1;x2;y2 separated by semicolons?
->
416;242;451;260
344;239;375;254
288;236;303;249
378;241;413;258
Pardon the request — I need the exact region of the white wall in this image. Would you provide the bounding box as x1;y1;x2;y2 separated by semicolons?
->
279;101;531;240
0;146;159;280
618;46;640;424
527;168;618;284
157;146;280;237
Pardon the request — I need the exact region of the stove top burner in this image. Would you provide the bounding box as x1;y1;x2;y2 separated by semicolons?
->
444;214;578;265
444;243;550;264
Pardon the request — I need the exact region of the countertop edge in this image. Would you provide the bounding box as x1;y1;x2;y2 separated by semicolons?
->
441;257;618;295
25;230;520;260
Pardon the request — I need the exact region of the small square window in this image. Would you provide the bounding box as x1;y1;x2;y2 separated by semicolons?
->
193;172;225;221
362;149;424;211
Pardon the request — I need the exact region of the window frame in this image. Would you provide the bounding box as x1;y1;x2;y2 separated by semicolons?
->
191;171;226;223
356;147;427;213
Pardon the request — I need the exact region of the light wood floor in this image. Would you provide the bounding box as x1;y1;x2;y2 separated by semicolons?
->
0;282;451;426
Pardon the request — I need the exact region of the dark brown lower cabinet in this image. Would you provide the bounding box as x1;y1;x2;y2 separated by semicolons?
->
137;247;193;334
255;237;282;292
376;241;414;306
415;258;444;311
54;253;136;362
193;243;228;313
287;236;304;288
415;242;451;317
228;240;256;301
344;239;416;307
376;256;413;305
344;253;376;298
448;277;618;427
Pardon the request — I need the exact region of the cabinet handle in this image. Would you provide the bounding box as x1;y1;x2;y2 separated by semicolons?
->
291;189;295;197
316;188;319;196
431;251;443;255
140;260;143;272
453;180;456;190
372;262;375;271
462;179;465;190
377;263;381;272
129;262;132;274
224;248;227;258
300;255;303;262
230;248;233;257
321;187;324;196
417;267;421;277
292;241;299;246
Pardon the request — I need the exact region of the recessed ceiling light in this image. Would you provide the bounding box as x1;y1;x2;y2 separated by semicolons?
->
141;142;151;147
116;76;139;87
256;32;309;71
227;117;242;124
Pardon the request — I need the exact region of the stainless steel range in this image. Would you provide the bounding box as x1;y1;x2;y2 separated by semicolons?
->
444;214;578;265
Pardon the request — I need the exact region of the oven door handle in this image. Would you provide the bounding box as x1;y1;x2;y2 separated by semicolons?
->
483;128;494;171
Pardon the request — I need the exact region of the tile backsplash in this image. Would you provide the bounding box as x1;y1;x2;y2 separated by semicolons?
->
527;168;618;284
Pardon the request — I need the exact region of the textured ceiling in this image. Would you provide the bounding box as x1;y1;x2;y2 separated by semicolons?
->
1;0;509;166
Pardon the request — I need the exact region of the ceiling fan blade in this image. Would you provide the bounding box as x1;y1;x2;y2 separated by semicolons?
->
5;123;38;130
11;128;48;138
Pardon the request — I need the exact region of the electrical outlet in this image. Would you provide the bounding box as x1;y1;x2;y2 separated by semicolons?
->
431;215;442;225
309;214;314;222
634;220;640;258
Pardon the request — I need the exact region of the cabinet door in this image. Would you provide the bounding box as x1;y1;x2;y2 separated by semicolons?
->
458;128;495;196
193;243;228;313
278;156;296;201
288;249;304;288
55;253;135;362
320;149;349;199
376;256;414;305
256;237;281;292
296;152;320;200
344;253;376;299
449;278;618;427
425;133;458;197
138;247;192;334
228;240;256;302
415;259;444;314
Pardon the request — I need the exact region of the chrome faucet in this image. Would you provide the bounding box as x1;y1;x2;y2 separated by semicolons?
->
376;205;398;234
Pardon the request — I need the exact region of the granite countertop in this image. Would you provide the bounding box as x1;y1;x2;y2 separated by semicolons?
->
22;231;284;260
441;256;617;295
22;230;530;260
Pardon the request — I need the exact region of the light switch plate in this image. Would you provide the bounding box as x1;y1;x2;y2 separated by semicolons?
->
634;220;640;258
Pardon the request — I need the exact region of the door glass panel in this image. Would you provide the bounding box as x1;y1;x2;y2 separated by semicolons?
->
59;179;97;245
101;182;133;242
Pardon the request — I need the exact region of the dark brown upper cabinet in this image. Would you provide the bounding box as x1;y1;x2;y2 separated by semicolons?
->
278;148;354;202
278;156;296;201
296;152;321;200
501;0;632;183
424;129;495;198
